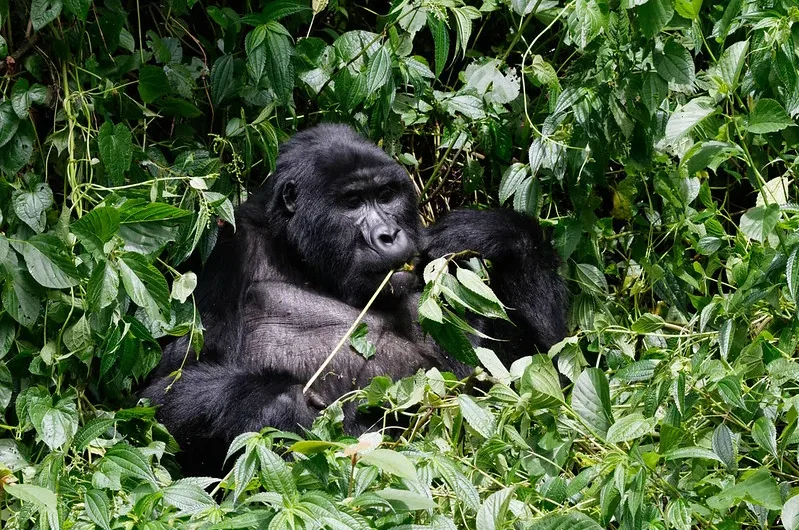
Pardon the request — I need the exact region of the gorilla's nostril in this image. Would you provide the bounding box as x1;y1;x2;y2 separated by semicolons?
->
378;232;395;245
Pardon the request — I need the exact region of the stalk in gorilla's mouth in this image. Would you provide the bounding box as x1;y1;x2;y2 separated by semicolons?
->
386;260;419;296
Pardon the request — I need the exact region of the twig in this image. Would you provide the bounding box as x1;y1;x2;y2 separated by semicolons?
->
0;32;40;74
303;270;394;394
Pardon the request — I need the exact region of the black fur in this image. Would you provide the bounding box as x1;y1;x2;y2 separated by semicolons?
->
142;124;568;473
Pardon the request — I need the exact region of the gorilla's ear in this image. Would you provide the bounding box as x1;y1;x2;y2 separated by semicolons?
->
282;180;297;213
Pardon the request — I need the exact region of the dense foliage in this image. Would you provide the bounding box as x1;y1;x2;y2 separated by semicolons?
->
1;0;799;528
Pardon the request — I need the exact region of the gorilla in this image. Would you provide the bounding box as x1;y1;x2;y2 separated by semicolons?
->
142;124;567;471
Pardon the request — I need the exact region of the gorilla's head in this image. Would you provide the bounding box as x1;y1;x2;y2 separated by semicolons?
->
256;124;421;305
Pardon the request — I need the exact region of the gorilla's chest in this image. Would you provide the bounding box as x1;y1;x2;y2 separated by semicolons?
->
239;280;444;385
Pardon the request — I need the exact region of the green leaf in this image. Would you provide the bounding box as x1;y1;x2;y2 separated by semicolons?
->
29;395;79;451
663;446;723;463
257;445;297;496
606;413;655;443
87;261;119;311
211;55;235;105
72;206;121;255
264;22;294;104
0;120;35;176
455;267;508;319
209;511;274;529
4;483;57;512
366;44;392;94
637;0;673;38
103;443;157;486
788;245;799;302
673;0;701;20
0;361;11;410
427;13;449;78
73;417;115;451
13;183;53;233
163;481;217;514
745;98;795;134
718;318;734;360
655;40;695;85
360;449;417;480
476;487;514;530
712;424;737;470
18;234;80;289
752;416;778;459
138;65;170;103
12;79;48;118
63;0;90;20
519;354;564;409
715;40;749;90
499;163;529;205
575;263;608;295
631;313;664;333
707;468;782;511
85;490;112;530
572;368;613;436
0;101;19;148
740;204;780;242
458;394;496;438
349;322;376;359
97;121;133;186
375;488;436;511
118;252;171;318
665;97;715;145
783;495;799;530
2;263;41;328
31;0;63;31
435;458;480;512
529;512;603;530
118;200;192;223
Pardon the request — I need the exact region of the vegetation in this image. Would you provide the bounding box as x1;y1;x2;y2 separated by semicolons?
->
1;0;798;527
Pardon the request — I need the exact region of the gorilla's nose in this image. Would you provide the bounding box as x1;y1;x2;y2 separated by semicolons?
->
372;225;411;260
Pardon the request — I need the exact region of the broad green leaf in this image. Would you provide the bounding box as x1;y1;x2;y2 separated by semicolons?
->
452;6;479;57
375;488;436;511
257;445;296;496
456;268;506;314
2;264;41;328
0;100;20;148
739;204;780;242
73;417;115;451
665;97;715;145
138;65;170;103
681;140;743;175
360;449;417;480
4;483;57;512
63;315;91;352
783;495;799;530
476;487;514;530
529;512;603;530
63;0;90;19
208;511;274;529
13;183;53;233
637;0;673;38
656;40;695;85
29;395;79;451
663;446;723;463
458;394;496;438
575;263;608;295
72;206;121;255
31;0;62;30
475;347;511;383
435;458;480;512
718;318;734;360
210;55;235;105
674;0;701;20
97;121;133;185
745;98;795;134
264;22;294;104
788;246;799;301
11;79;48;118
118;252;171;318
0;120;35;176
171;271;197;303
18;234;80;289
366;45;392;94
104;443;157;486
712;424;737;470
631;313;664;333
752;416;778;459
606;413;656;443
0;361;11;410
572;368;613;436
707;468;782;511
428;13;449;78
519;354;564;409
85;490;112;530
715;40;749;90
118;200;192;223
499;163;529;204
163;481;217;514
87;261;119;311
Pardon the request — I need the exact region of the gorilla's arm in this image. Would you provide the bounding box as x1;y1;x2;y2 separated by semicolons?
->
141;364;317;442
422;209;568;355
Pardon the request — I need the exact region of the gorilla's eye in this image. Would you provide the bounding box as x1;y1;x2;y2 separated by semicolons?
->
343;193;362;209
378;185;396;203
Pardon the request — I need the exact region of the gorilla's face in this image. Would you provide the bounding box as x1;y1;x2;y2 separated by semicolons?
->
278;135;421;306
